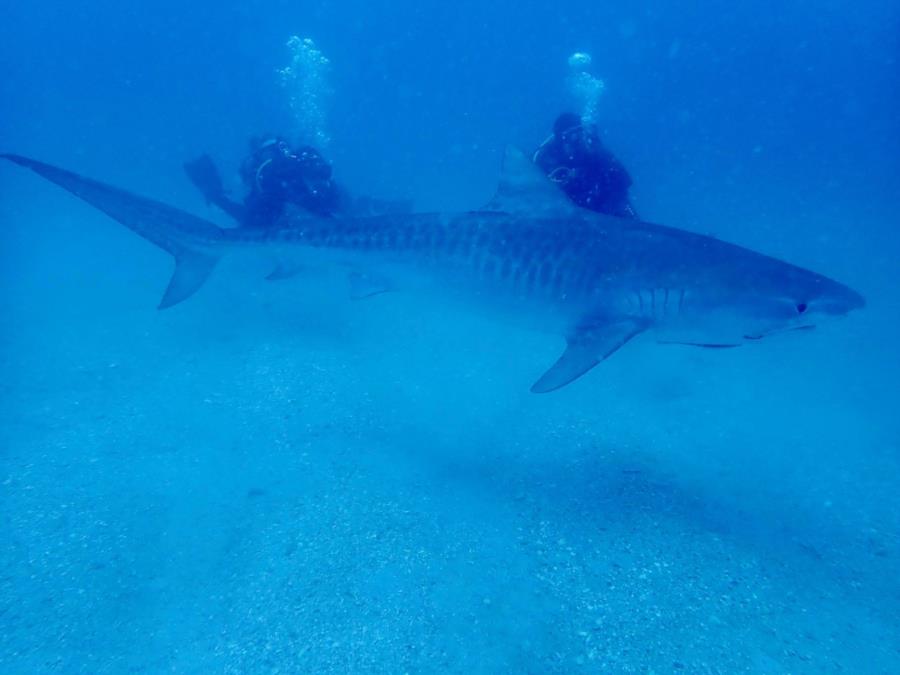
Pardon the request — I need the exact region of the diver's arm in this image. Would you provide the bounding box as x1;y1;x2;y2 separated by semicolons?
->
532;135;558;172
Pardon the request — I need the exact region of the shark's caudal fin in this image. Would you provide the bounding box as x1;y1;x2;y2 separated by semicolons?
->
2;153;225;308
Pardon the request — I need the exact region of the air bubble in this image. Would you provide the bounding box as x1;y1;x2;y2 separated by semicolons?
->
277;36;333;147
565;52;605;125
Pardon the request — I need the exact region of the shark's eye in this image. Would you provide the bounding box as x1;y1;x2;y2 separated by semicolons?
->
796;302;808;314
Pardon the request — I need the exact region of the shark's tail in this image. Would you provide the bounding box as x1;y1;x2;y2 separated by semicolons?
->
2;153;226;309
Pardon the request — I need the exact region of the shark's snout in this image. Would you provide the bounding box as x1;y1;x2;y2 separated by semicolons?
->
823;287;866;315
815;284;866;316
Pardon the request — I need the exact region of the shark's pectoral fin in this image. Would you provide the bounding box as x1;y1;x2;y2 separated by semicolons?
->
159;251;218;309
348;271;394;300
531;318;646;393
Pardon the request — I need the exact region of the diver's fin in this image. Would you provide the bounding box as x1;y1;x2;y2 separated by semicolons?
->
183;154;224;204
484;146;576;215
531;318;646;393
2;153;225;308
348;271;393;300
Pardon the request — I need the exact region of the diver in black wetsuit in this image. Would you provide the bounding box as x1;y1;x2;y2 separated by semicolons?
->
184;136;343;228
533;112;637;219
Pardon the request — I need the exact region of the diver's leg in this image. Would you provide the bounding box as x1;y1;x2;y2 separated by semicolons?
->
183;154;246;224
212;195;247;224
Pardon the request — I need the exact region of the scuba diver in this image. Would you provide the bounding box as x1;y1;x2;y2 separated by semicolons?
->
184;136;343;229
533;112;637;219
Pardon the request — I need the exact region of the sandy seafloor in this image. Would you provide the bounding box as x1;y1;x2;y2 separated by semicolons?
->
1;193;899;673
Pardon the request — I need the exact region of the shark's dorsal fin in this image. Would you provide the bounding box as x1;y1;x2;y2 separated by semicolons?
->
484;146;577;215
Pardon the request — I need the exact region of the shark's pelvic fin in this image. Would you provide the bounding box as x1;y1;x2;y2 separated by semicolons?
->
266;260;307;281
2;153;224;308
484;146;577;216
531;318;646;393
348;271;394;300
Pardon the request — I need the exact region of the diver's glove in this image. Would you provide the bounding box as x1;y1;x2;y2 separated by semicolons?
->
548;166;579;184
183;154;226;205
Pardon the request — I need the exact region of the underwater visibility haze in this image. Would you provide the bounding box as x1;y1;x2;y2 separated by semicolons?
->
1;0;898;672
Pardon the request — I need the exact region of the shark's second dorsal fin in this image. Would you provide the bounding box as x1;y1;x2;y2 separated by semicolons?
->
484;146;577;216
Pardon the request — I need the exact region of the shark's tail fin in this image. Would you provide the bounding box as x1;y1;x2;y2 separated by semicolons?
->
2;153;225;308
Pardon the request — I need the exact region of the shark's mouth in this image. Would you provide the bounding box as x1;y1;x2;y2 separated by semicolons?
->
658;324;817;349
657;340;742;349
743;324;816;340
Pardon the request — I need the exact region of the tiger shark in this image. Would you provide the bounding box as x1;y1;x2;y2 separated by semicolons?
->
1;150;864;392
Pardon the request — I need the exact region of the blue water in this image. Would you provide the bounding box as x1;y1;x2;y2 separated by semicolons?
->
1;1;898;672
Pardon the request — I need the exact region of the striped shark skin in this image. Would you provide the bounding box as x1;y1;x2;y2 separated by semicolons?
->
1;150;864;392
